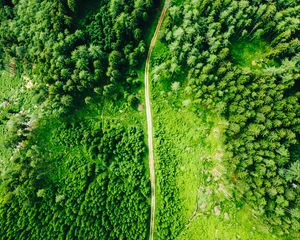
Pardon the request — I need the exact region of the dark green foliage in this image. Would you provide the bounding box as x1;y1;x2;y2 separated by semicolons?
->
160;0;300;236
0;0;154;113
155;127;183;239
0;0;154;238
0;0;156;236
67;0;76;12
0;122;150;239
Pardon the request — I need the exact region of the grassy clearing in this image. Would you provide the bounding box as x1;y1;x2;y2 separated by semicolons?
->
0;71;22;100
178;207;282;240
0;71;24;165
153;93;227;219
231;38;278;69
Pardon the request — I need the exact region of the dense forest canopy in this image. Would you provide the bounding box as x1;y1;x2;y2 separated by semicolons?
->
0;0;156;239
0;122;150;239
152;0;300;237
0;0;155;114
0;0;300;239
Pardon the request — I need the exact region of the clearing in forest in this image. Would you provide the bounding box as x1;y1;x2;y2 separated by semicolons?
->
231;38;277;68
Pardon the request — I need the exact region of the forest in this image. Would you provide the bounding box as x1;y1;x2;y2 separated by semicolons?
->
0;0;155;239
0;121;150;239
151;0;300;238
0;0;155;114
0;0;300;239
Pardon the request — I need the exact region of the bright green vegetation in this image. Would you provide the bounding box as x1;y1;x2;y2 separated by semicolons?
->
231;38;278;68
151;75;228;238
0;70;37;165
151;0;300;239
0;0;158;238
0;71;20;159
178;208;281;240
0;67;151;238
151;37;289;240
0;113;150;239
0;0;157;114
0;0;300;239
0;71;21;99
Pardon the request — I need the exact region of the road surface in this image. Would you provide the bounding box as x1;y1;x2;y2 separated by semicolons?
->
144;1;169;240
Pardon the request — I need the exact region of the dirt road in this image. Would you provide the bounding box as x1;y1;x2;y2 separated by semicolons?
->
144;2;169;240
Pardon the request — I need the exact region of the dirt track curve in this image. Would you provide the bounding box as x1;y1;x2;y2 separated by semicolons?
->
144;2;169;240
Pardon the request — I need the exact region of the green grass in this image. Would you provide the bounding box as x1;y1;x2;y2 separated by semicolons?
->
153;96;227;218
178;207;282;240
231;38;278;69
0;71;23;166
0;71;22;100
